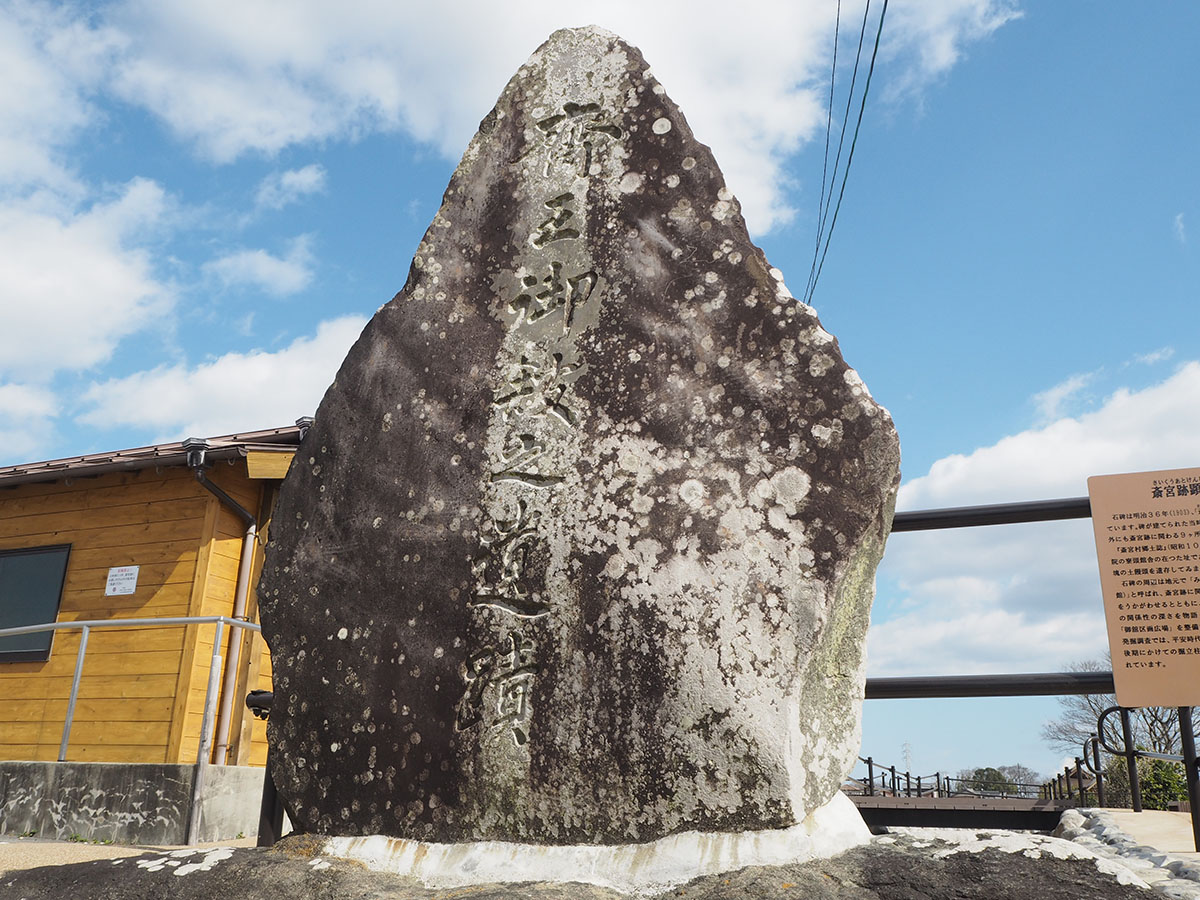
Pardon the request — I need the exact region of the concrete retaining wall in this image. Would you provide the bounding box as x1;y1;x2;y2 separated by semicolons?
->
0;761;265;844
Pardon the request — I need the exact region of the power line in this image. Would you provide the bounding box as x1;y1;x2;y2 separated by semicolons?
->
809;0;842;284
805;0;873;302
801;0;888;307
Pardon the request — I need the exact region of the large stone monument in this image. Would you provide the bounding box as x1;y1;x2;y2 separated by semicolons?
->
258;24;900;886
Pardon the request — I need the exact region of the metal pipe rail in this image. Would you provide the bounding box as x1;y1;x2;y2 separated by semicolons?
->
0;615;265;845
891;496;1091;532
0;616;261;763
865;671;1116;700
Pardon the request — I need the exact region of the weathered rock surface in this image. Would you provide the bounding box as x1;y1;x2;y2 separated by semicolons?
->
0;832;1164;899
258;25;900;845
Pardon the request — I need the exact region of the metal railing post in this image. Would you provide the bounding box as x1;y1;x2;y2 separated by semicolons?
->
1120;708;1143;812
890;765;896;795
1075;757;1086;805
905;770;911;798
1090;735;1106;808
866;757;875;797
186;620;226;845
1177;706;1200;852
58;625;90;761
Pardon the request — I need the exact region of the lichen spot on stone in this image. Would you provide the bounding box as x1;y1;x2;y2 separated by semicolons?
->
372;517;382;529
679;479;707;509
652;117;672;134
682;156;696;170
619;172;645;193
382;412;392;431
769;467;812;513
809;352;835;377
337;627;349;640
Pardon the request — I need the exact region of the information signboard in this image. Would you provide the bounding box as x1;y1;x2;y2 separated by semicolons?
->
105;565;139;596
1088;467;1200;708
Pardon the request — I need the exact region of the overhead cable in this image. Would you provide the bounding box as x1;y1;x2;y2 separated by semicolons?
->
803;0;889;307
809;0;842;286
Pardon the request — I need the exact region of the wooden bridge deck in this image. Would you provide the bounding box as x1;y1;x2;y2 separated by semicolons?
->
848;794;1076;830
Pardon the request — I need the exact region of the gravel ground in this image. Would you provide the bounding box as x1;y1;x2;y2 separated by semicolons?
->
0;835;257;876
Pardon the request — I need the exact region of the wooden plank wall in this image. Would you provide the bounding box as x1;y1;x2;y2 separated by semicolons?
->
170;460;272;767
0;460;275;767
0;467;213;763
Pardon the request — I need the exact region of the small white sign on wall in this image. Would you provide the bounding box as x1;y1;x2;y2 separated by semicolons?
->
105;565;139;596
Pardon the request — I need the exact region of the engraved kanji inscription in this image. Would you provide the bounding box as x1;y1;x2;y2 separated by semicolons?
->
531;193;579;248
509;261;597;333
471;499;549;617
454;632;538;734
494;350;581;428
537;101;623;177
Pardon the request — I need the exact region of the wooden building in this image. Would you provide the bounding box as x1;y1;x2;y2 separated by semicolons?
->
0;425;302;769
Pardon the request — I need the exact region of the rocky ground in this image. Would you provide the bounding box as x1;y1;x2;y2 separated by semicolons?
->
0;829;1181;900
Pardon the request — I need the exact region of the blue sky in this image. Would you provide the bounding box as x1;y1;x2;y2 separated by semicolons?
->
1;1;1198;782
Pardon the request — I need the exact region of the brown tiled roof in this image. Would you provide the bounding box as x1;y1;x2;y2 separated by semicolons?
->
0;425;304;488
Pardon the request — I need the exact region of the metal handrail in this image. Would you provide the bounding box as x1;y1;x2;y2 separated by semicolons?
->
865;671;1115;699
0;616;261;764
891;496;1091;531
0;615;260;637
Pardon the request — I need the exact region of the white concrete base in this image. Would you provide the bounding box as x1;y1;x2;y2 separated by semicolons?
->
322;792;870;895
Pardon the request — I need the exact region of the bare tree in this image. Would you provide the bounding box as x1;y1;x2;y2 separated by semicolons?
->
1040;655;1182;757
998;764;1044;795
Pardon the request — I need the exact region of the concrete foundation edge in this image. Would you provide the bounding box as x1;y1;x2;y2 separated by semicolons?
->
0;761;265;844
322;791;871;895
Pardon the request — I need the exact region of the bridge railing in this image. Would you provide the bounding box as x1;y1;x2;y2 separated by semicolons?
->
849;756;1047;801
865;494;1199;847
846;757;943;797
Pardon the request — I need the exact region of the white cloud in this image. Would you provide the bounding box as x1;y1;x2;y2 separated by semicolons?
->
883;0;1021;98
1174;212;1186;244
868;590;1106;677
1031;371;1093;423
0;382;56;419
0;1;120;195
869;363;1200;677
77;315;367;438
1132;347;1173;366
899;362;1200;509
254;164;327;211
93;0;1016;234
0;382;58;460
0;178;173;379
204;235;314;296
